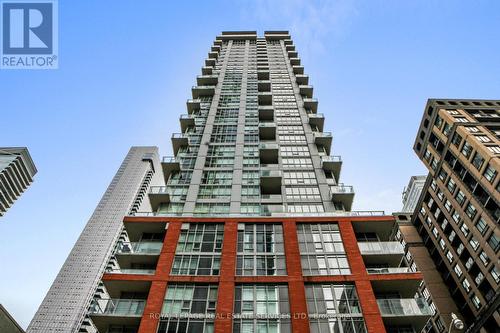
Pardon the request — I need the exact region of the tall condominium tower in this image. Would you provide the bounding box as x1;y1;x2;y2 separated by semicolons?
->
412;99;500;332
0;147;36;217
28;147;163;333
33;31;432;333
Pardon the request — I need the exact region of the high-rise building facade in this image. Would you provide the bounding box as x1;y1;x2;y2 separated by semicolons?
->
31;31;432;333
412;99;500;332
28;147;163;333
0;147;36;217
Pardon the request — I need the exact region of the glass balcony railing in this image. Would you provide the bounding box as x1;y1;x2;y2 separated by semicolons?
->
358;241;405;255
367;267;413;274
89;299;145;316
377;298;432;317
149;186;171;195
105;268;156;275
321;155;342;163
116;242;162;255
330;184;354;195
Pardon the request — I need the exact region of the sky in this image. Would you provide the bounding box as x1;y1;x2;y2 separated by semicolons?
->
0;0;499;329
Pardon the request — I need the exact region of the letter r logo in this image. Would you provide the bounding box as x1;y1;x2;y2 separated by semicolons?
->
2;2;53;54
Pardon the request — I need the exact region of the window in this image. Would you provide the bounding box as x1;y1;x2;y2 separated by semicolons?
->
471;295;482;310
460;223;470;237
472;152;485;170
236;224;286;276
488;233;499;252
475;217;489;235
306;284;366;333
483;164;497;183
446;250;454;263
469;237;479;251
461;141;473;158
462;278;471;293
475;135;491;143
491;266;499;284
479;251;490;266
454;264;463;277
447;178;457;193
465;203;477;219
466;126;480;133
455;190;466;206
487;145;500;154
297;223;350;275
233;285;291;332
161;284;218;315
451;133;462;147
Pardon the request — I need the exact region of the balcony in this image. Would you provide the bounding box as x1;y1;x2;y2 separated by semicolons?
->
258;80;271;92
330;184;354;211
201;66;213;75
293;65;304;74
299;85;313;98
105;268;156;275
179;114;195;132
89;298;144;333
377;298;432;332
257;69;270;80
367;267;413;274
205;58;215;67
148;186;171;211
258;92;273;105
259;143;279;164
116;241;163;255
196;74;218;86
296;74;309;85
313;132;332;154
289;57;300;65
186;99;200;114
208;51;218;59
171;133;189;155
321;155;342;182
260;194;283;204
283;39;293;45
303;98;318;113
260;170;282;195
288;50;298;58
258;105;274;121
211;45;220;52
308;112;324;131
161;156;180;183
192;85;215;99
285;44;295;51
259;122;276;140
358;241;405;266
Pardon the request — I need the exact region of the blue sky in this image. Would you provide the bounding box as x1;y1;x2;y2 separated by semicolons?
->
1;0;499;328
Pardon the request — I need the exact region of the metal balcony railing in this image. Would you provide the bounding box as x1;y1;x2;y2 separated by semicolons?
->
377;298;432;317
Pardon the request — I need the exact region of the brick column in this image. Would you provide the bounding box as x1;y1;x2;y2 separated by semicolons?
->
339;220;386;333
214;220;238;332
283;221;310;331
138;221;182;333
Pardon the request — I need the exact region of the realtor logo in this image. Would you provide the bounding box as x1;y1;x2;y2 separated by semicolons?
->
1;0;58;69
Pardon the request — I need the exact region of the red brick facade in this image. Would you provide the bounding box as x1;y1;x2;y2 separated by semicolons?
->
102;216;424;333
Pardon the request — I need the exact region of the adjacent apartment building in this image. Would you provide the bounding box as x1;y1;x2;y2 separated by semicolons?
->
0;147;36;217
411;99;500;332
30;31;432;333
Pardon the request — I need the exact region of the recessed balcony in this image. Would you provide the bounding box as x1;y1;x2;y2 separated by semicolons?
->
293;65;304;74
205;58;216;67
186;99;200;114
116;241;163;255
289;57;300;66
259;142;279;164
257;70;270;80
192;85;215;99
179;114;195;132
358;241;404;266
308;112;324;131
283;39;292;45
89;298;144;333
260;169;282;195
196;74;218;86
330;184;354;211
296;74;309;85
171;133;189;155
288;50;298;58
313;131;332;153
214;40;222;46
321;155;342;181
201;66;213;75
377;298;432;332
148;186;171;211
258;80;271;92
259;122;276;140
208;51;218;59
285;44;295;51
258;105;274;121
161;156;180;183
258;92;273;105
299;85;313;98
211;45;221;52
303;98;318;112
